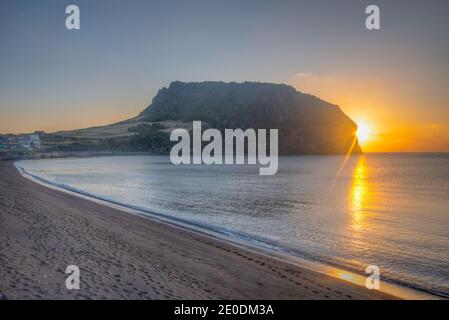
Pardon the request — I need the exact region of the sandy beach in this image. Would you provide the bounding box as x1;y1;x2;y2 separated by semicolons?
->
0;161;396;300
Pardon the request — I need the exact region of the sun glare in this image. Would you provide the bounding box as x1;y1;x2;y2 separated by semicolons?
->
356;122;371;144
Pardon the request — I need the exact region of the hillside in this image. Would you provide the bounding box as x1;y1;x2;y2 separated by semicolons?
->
40;81;361;154
135;81;361;154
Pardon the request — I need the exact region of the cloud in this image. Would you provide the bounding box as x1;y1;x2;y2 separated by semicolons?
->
294;72;313;79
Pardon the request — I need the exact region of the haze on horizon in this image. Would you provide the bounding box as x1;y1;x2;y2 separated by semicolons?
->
1;0;448;152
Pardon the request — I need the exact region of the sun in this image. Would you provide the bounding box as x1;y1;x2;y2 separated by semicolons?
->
356;122;371;144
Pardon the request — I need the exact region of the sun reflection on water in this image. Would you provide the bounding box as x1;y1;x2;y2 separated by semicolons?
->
350;157;368;230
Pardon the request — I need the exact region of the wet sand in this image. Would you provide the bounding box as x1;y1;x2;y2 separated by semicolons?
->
0;161;396;299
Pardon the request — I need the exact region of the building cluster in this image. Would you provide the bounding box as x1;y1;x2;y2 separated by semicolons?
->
0;134;41;151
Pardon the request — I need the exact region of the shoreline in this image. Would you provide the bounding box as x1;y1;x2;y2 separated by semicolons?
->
15;161;438;300
0;160;418;299
0;150;164;162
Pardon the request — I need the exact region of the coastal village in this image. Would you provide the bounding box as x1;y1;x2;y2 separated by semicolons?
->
0;134;42;158
0;132;123;160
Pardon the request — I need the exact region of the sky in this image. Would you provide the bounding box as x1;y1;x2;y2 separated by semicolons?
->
1;0;448;152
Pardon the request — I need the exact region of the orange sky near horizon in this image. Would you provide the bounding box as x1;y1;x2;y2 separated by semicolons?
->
290;72;449;153
2;75;449;154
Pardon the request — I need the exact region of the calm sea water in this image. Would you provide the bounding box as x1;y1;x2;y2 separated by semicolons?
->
16;154;449;297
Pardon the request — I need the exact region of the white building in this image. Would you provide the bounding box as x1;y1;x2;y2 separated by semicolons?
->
17;134;41;150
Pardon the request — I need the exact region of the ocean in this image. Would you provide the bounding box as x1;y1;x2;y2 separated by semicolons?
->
16;154;449;297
